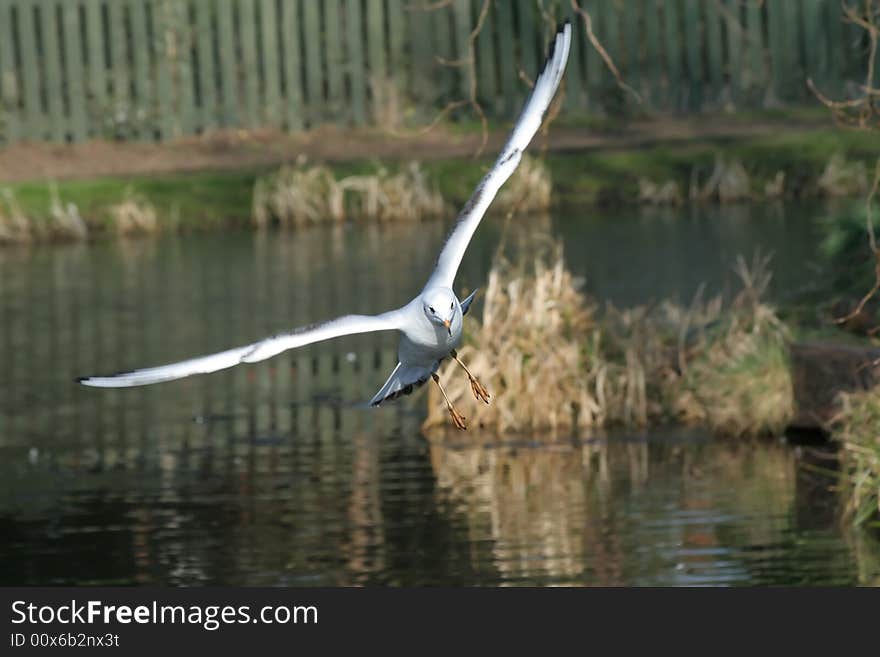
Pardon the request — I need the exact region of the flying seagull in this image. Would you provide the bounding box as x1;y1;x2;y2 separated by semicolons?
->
78;21;573;430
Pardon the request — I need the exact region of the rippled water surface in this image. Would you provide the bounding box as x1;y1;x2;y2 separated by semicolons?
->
1;203;878;586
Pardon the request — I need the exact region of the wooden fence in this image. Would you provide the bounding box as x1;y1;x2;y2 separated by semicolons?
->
0;0;874;145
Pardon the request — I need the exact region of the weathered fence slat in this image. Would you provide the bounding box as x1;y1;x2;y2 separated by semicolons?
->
129;0;151;139
239;0;260;128
683;0;702;110
195;0;218;130
40;0;66;141
620;0;640;105
432;3;455;103
745;0;765;102
565;14;585;112
302;0;322;125
215;0;238;128
84;0;107;137
642;0;663;108
0;0;20;141
260;0;281;127
62;0;87;142
517;1;538;83
17;0;44;138
344;0;366;126
494;0;516;116
323;0;344;121
703;0;723;103
663;0;683;111
387;0;405;115
281;0;304;131
476;0;497;109
452;0;472;104
724;0;743;104
408;4;435;108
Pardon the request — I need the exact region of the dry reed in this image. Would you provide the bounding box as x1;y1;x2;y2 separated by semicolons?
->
423;239;793;439
832;389;880;525
0;188;32;244
109;191;160;236
694;157;751;203
818;153;869;197
252;158;447;227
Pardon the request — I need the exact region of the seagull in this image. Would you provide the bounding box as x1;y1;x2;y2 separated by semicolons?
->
78;21;572;430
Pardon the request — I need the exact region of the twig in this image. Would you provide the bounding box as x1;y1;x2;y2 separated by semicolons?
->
570;0;642;104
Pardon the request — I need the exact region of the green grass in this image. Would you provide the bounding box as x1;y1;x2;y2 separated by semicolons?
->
5;127;880;240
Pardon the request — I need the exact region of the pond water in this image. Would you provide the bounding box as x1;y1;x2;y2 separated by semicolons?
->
1;201;878;586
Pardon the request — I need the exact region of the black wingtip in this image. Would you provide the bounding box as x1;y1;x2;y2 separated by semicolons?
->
75;376;89;384
546;20;571;63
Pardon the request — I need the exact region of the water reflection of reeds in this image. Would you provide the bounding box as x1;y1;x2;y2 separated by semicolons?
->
426;434;875;586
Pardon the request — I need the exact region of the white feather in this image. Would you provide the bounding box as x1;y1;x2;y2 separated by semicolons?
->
78;312;401;388
423;22;572;291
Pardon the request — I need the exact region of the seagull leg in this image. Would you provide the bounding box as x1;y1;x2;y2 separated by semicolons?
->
432;373;468;430
450;349;491;405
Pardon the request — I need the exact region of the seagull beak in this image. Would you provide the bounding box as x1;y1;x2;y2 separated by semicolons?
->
443;319;451;335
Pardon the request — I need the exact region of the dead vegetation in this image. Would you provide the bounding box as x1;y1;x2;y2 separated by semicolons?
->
833;388;880;525
424;238;793;439
252;157;448;227
817;153;869;197
0;185;162;244
109;191;160;237
636;153;874;205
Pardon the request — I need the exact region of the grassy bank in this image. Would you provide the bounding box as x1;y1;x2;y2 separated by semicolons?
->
3;127;880;243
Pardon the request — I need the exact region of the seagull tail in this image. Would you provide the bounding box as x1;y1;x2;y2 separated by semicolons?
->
369;362;437;407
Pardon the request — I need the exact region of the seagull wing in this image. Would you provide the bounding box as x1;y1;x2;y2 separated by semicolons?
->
423;21;572;292
77;311;403;388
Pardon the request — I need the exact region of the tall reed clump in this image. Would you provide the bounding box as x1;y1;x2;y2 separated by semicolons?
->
423;239;793;439
108;191;160;237
252;158;446;227
0;188;32;244
423;240;601;435
832;390;880;526
47;183;88;240
667;254;794;437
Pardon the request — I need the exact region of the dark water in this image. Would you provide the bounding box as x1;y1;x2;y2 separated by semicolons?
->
1;202;878;586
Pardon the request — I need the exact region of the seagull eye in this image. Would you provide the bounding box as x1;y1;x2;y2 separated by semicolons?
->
429;306;435;313
450;302;454;309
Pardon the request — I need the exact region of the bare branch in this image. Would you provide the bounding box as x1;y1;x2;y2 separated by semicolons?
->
570;0;642;105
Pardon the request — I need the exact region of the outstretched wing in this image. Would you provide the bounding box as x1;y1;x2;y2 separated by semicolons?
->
423;21;572;292
77;311;403;388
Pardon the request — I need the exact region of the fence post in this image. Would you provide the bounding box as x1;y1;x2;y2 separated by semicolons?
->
260;0;281;127
324;0;344;121
216;0;239;128
195;0;218;131
303;0;322;125
130;0;152;139
39;0;66;141
239;0;261;128
0;0;20;142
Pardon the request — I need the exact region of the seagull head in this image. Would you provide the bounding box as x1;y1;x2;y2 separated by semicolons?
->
422;288;458;335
